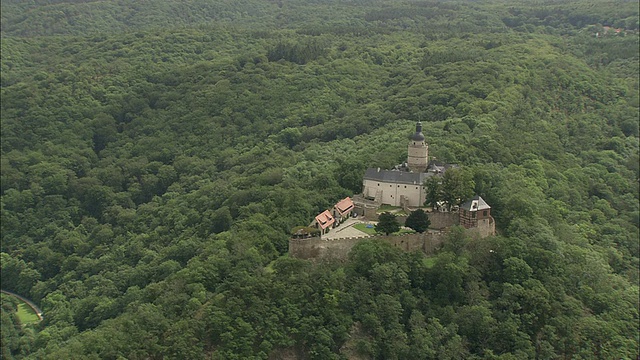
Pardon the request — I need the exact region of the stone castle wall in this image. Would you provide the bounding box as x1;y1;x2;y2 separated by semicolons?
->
289;232;447;260
466;216;495;238
427;212;459;229
376;232;446;254
362;210;457;230
362;206;378;220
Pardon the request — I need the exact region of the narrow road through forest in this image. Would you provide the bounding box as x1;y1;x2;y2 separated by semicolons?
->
1;289;44;321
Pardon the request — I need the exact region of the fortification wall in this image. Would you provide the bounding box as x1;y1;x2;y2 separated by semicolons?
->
427;212;458;229
375;232;446;254
289;232;446;260
363;206;378;220
289;236;362;260
363;210;457;230
466;216;495;238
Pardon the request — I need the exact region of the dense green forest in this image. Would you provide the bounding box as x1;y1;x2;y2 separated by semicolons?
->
1;0;638;358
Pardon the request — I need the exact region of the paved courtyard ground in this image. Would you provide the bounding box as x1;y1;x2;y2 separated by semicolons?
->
322;217;373;240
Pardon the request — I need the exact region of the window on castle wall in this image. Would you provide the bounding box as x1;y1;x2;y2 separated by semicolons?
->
483;210;487;216
472;212;476;218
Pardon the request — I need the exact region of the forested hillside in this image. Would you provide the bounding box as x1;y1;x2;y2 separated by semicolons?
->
1;0;638;359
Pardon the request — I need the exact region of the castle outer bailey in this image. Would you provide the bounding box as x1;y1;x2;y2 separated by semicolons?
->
289;204;495;260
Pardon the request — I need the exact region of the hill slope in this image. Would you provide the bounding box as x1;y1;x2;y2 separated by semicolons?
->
1;0;638;358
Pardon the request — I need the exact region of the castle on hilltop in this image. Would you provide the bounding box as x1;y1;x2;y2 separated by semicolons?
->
291;122;495;260
358;121;495;236
362;121;457;207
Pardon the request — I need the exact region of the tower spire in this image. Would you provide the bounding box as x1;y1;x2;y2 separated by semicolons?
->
407;121;428;172
411;121;425;142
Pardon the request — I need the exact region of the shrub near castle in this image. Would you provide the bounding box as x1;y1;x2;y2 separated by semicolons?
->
290;226;321;238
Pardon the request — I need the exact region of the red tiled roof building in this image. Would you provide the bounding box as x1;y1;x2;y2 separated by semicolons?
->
314;210;335;234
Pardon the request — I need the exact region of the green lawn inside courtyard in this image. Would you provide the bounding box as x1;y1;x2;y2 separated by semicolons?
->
353;223;378;235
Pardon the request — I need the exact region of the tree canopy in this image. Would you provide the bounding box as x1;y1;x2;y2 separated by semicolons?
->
405;209;431;233
424;167;475;211
1;0;638;358
375;212;401;235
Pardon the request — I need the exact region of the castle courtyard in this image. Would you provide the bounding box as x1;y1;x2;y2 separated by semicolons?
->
321;217;372;240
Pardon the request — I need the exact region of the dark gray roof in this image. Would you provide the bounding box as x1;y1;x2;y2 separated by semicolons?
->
428;161;459;170
460;195;490;211
411;121;425;141
364;168;436;185
411;132;425;141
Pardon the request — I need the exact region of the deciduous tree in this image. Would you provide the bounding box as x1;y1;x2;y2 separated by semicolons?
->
405;209;430;233
441;168;475;211
375;212;400;235
424;176;442;211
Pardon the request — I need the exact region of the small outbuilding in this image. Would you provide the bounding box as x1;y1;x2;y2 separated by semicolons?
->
459;195;494;235
333;197;355;222
313;210;335;235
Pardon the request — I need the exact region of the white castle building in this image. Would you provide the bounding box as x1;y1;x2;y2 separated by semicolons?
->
362;122;454;207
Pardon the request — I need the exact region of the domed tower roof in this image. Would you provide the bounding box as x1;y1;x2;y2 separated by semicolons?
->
411;121;425;141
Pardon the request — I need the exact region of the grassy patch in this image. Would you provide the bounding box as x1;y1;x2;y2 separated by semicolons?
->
377;205;401;213
264;261;275;274
16;302;39;324
423;257;437;268
353;223;377;235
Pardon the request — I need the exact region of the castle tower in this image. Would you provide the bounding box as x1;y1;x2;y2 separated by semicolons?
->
407;121;428;172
